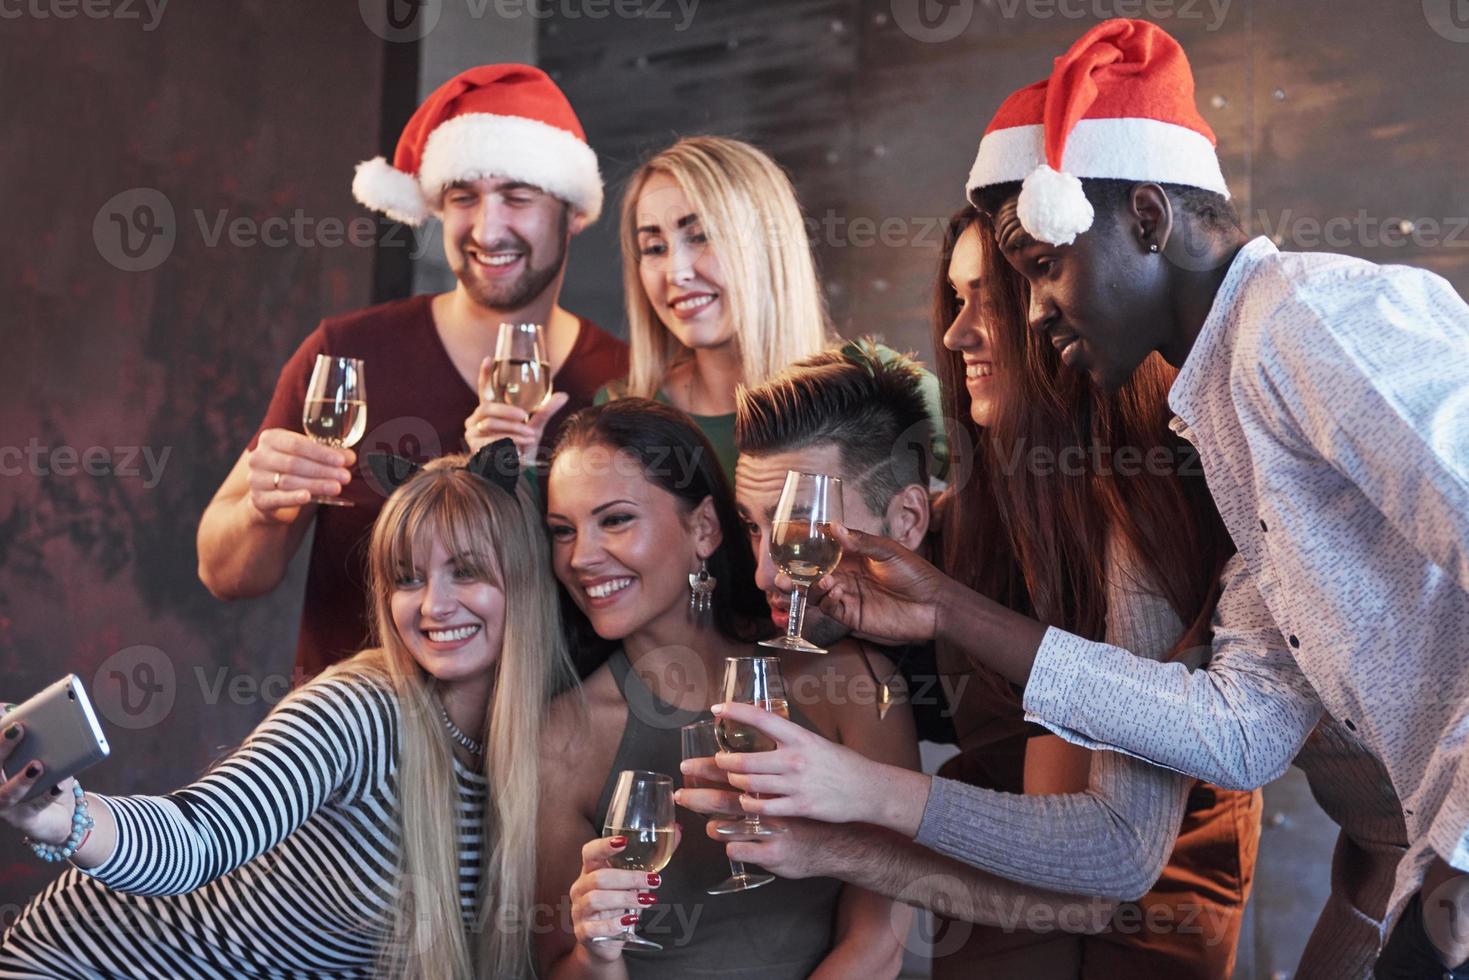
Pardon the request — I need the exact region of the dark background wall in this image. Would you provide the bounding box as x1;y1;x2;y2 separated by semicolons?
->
0;0;390;917
3;3;1468;977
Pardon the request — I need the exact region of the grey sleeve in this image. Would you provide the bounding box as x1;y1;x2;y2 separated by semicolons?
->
1022;555;1324;790
912;547;1193;901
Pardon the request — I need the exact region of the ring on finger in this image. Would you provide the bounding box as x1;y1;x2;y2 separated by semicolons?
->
273;472;283;490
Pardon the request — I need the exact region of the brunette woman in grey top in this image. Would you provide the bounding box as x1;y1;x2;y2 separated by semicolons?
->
535;400;917;980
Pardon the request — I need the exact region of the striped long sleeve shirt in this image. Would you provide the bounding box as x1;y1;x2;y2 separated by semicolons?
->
0;674;486;979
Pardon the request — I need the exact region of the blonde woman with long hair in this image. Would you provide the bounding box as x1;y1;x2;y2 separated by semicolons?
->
0;443;574;980
598;136;832;480
602;134;948;482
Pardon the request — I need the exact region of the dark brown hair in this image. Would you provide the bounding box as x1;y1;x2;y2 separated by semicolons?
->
734;340;933;517
551;398;771;672
935;206;1232;683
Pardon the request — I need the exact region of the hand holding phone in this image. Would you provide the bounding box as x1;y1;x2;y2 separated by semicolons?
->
0;675;110;843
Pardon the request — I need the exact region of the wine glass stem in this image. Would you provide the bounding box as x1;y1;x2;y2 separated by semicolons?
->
787;586;809;640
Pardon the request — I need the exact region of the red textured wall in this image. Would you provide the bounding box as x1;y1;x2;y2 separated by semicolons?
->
0;2;386;913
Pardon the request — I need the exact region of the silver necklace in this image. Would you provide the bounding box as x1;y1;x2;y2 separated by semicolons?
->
438;700;483;757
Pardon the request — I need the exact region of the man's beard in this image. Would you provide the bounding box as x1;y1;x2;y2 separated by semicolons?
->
456;224;567;312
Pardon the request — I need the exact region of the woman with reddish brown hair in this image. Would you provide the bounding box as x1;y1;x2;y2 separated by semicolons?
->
922;205;1259;977
685;206;1262;979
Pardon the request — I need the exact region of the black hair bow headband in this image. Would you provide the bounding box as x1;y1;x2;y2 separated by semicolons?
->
365;438;521;497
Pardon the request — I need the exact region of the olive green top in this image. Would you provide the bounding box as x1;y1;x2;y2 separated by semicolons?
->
592;341;950;488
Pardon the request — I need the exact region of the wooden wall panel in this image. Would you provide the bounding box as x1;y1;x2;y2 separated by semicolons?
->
541;0;863;335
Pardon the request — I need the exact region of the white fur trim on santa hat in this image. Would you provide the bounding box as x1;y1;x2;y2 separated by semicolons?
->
967;117;1230;204
353;156;432;226
418;113;603;223
1017;165;1095;246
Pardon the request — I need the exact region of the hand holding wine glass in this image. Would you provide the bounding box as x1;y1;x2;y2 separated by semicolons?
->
300;355;366;507
783;524;952;646
243;429;354;522
465;323;570;462
759;471;844;654
710;700;886;828
586;770;676;952
713;657;790;839
679;720;774;894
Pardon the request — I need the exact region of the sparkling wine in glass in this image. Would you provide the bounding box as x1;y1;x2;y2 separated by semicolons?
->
487;322;552;416
680;720;775;894
758;471;844;654
590;770;675;952
714;657;789;838
302;354;366;507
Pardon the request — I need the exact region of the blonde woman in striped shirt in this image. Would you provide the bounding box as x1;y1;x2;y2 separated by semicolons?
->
0;446;574;979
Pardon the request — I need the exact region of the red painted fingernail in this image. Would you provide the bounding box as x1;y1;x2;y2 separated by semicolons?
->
647;873;661;887
638;893;656;906
621;913;638;925
609;836;627;848
25;763;40;778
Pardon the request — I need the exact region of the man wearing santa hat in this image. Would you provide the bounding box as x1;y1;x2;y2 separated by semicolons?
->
197;64;627;679
761;18;1469;978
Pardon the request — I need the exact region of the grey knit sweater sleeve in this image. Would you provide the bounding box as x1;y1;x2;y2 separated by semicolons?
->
913;545;1192;901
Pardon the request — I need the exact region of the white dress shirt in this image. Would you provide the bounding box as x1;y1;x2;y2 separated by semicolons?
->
1023;236;1469;927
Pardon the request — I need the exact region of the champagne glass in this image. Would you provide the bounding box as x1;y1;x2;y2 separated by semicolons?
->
758;471;844;654
302;354;366;507
590;770;676;952
487;322;552;416
680;720;775;894
714;657;789;838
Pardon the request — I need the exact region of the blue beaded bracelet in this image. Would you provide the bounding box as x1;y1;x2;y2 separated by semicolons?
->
26;783;95;863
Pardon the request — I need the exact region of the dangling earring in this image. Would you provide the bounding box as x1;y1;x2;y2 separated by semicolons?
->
688;559;717;615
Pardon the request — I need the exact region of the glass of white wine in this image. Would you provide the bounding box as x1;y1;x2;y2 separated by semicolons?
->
590;769;676;952
680;720;775;894
758;471;844;654
714;656;789;839
487;322;552;416
302;354;366;507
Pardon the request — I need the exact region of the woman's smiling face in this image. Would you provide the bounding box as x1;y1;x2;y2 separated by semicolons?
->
389;532;507;686
546;442;710;642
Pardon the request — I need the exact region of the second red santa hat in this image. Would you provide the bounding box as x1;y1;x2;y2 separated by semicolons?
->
966;19;1228;246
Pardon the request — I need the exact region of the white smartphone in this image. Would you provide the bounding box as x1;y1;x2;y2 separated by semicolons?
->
3;675;110;805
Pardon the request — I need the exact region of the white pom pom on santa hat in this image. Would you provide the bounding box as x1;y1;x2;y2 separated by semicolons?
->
353;156;431;227
1016;164;1094;247
965;19;1230;247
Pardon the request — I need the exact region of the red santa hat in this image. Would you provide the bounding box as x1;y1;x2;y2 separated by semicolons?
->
352;64;602;227
966;19;1227;246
